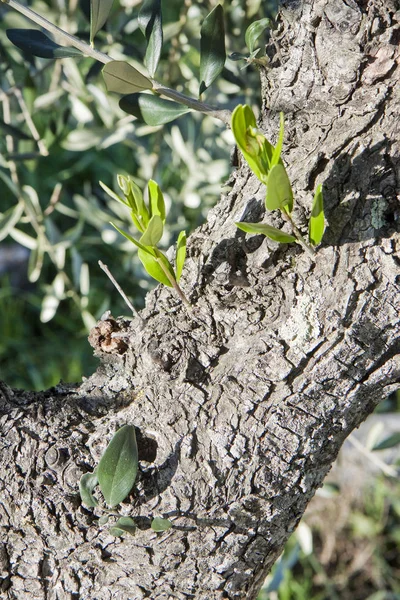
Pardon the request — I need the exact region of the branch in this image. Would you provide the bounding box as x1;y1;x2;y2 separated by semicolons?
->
1;0;232;124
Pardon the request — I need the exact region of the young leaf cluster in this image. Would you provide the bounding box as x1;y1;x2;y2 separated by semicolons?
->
232;105;325;254
100;176;189;305
79;425;172;536
230;18;272;68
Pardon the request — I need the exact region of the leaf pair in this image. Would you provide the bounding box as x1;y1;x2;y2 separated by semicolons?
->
101;177;187;288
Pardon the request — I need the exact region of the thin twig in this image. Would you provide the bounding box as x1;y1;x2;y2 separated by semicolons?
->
98;260;145;323
280;210;316;259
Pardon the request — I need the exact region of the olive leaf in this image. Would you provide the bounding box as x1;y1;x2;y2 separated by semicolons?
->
138;0;163;78
148;180;166;222
151;517;172;532
109;516;137;537
119;94;191;126
308;184;325;246
79;472;99;507
97;425;138;507
6;29;83;59
139;214;164;247
235;221;296;243
199;5;226;95
265;164;293;211
175;231;187;282
245;18;271;53
137;249;175;287
102;61;153;95
231;104;273;184
90;0;115;44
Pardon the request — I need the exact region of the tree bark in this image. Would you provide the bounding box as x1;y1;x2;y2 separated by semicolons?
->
1;0;399;598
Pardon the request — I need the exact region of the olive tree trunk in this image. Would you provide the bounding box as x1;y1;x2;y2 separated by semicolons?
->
1;0;399;598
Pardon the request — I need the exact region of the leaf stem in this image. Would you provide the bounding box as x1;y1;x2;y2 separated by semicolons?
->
2;0;231;124
280;210;316;259
154;251;192;308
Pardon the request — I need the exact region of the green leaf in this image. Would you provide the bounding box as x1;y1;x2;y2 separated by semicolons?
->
137;248;175;287
109;516;137;537
79;472;99;507
111;222;154;254
138;0;163;78
98;515;110;525
245;18;271;53
102;61;153;95
6;29;84;59
235;221;296;243
308;184;325;246
151;517;172;532
0;119;33;141
97;425;138;507
119;94;191;126
231;104;273;184
372;432;400;451
116;176;149;232
175;231;187;282
139;214;164;246
147;180;166;222
270;112;284;168
99;181;129;207
128;179;149;231
229;52;248;61
90;0;114;44
265;164;293;211
199;5;226;95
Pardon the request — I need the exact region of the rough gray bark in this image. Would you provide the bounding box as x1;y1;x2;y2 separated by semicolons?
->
1;0;399;598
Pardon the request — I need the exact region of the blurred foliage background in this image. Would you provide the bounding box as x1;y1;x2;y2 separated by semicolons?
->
0;0;398;597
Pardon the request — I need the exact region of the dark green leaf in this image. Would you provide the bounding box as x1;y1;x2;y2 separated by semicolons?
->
6;29;84;59
119;94;191;126
245;18;271;53
97;425;138;507
228;52;248;61
308;184;325;246
372;432;400;451
102;61;152;95
175;230;186;282
199;5;226;95
265;164;293;211
235;221;296;243
151;517;172;532
137;248;175;287
139;214;163;246
0;119;33;141
90;0;114;44
138;0;163;78
109;516;137;536
79;472;99;507
148;180;166;222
